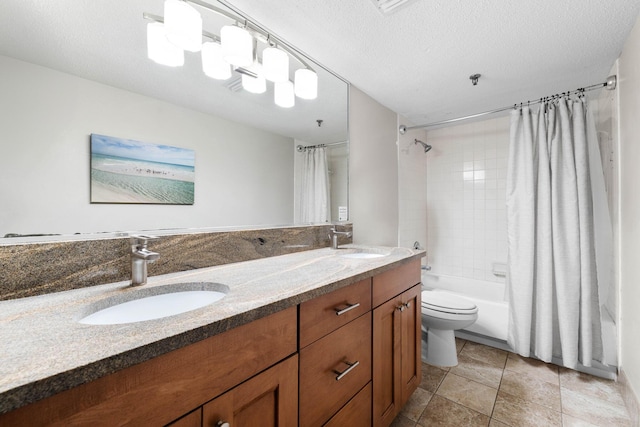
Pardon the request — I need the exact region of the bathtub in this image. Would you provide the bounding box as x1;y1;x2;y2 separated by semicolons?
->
421;272;509;342
421;271;619;375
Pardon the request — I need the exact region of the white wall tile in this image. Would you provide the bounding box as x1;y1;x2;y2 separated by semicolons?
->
425;116;510;283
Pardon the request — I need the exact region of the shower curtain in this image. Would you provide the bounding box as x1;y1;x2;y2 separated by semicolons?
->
506;97;612;369
298;146;331;223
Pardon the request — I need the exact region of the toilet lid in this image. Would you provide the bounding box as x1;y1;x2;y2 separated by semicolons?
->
422;291;477;313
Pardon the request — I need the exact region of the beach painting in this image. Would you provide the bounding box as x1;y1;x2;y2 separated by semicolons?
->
90;134;195;204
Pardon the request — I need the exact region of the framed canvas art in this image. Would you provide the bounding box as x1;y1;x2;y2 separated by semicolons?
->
90;134;195;204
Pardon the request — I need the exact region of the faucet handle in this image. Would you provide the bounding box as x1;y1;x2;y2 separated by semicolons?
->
130;234;158;248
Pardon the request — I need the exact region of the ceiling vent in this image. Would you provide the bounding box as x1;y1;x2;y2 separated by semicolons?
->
225;76;243;92
369;0;415;14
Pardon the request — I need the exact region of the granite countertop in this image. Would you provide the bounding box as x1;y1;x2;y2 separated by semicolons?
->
0;244;424;415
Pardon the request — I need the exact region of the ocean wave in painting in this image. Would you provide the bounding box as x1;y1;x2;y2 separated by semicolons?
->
91;154;194;204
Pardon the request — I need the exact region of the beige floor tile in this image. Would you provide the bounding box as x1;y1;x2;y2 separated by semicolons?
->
492;390;562;427
460;340;508;369
391;413;417;427
561;387;631;427
456;337;467;354
559;366;626;407
418;395;490;427
420;363;448;393
488;419;510;427
499;369;561;411
561;413;601;427
436;373;498;416
400;387;433;421
504;353;559;385
449;353;504;389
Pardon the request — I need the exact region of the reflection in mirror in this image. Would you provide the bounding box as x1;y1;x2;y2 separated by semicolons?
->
0;0;349;242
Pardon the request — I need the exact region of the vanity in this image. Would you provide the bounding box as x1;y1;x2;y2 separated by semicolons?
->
0;245;423;426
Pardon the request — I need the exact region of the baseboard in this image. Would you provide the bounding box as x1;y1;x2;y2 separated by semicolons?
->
455;329;618;380
455;329;512;352
619;369;640;427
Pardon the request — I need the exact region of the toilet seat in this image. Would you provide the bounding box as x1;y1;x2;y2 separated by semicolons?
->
420;290;479;366
421;291;478;315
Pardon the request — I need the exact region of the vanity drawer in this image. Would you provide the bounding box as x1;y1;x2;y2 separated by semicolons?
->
299;278;371;348
299;312;372;427
372;259;421;308
324;382;372;427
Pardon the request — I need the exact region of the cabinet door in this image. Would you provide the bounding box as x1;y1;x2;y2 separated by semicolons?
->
372;284;422;427
372;295;403;427
202;355;298;427
400;285;421;405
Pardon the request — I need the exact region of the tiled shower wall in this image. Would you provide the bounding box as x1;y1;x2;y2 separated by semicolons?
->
425;117;510;283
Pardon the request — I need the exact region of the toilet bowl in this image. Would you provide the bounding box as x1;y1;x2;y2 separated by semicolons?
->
421;290;478;367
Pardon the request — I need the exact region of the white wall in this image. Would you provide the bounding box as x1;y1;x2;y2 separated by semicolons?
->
0;56;294;236
398;116;428;250
348;87;399;246
425;117;510;283
617;11;640;419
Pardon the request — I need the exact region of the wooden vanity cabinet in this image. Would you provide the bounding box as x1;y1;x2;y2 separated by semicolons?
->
167;409;202;427
298;278;372;427
0;307;297;427
1;258;423;427
372;259;422;427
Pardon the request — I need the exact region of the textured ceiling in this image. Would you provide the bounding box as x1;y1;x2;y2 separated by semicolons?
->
1;0;639;136
225;0;640;127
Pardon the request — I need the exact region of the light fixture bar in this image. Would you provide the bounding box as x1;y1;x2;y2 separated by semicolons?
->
184;0;315;73
144;4;314;72
143;12;219;42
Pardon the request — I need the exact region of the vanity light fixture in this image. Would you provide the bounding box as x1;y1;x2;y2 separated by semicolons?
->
241;62;267;94
221;25;253;67
262;46;289;83
274;80;295;108
201;41;231;79
164;0;202;52
147;21;185;66
143;0;318;108
295;68;319;100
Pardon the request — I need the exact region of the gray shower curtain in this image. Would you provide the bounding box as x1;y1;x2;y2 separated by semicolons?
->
506;97;611;369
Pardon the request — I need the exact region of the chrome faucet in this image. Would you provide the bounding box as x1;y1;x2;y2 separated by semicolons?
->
328;226;352;249
130;235;160;286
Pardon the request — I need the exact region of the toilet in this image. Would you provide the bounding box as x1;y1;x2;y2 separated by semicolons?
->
421;290;478;367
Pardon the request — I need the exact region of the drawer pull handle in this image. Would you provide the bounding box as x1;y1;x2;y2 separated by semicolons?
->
334;360;360;381
216;422;230;427
334;302;360;316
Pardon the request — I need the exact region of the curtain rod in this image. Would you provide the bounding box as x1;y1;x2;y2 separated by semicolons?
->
296;141;347;152
399;75;617;134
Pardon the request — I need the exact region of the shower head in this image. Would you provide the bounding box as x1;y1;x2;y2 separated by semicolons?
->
414;139;432;153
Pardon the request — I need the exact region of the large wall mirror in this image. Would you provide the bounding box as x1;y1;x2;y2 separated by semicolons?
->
0;0;349;242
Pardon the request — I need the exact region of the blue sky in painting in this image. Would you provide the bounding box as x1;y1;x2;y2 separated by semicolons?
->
90;134;195;167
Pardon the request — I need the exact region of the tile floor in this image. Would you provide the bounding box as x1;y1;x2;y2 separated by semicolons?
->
392;338;633;427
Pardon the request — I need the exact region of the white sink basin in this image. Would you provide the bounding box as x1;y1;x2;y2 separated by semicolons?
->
79;283;227;325
340;252;387;259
